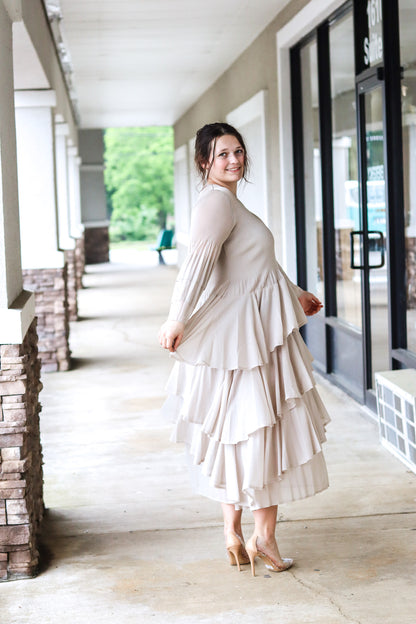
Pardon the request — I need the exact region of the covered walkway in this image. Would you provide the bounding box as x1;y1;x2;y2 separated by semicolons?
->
1;252;415;623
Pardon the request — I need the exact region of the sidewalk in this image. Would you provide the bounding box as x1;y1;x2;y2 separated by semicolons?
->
1;251;415;624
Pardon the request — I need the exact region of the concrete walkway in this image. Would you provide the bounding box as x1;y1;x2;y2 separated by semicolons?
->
1;251;415;624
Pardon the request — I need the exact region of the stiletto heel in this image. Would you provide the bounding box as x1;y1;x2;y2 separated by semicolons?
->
226;532;250;571
245;536;257;576
245;534;293;577
227;544;242;571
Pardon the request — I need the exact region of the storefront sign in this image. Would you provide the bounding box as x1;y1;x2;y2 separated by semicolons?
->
363;0;383;66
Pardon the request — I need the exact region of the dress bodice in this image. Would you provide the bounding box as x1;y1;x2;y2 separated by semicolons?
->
168;184;300;325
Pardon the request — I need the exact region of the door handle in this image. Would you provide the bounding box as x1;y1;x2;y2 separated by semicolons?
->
350;230;385;269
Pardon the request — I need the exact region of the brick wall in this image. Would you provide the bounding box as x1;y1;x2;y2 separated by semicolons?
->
84;226;110;264
65;250;78;322
22;266;71;372
65;236;85;322
0;319;44;581
75;235;85;291
64;236;85;322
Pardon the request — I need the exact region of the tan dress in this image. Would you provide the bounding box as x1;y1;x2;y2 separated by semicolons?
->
164;184;330;510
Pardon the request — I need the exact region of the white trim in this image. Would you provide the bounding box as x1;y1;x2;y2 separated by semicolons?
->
276;0;344;280
227;90;270;226
55;131;75;251
278;0;345;48
83;220;110;229
174;143;191;250
175;231;190;246
0;290;35;344
276;36;296;278
21;251;65;271
188;136;199;208
55;122;70;137
174;144;187;162
14;89;57;108
227;90;268;128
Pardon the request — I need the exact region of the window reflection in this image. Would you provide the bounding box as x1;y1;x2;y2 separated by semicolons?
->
399;0;416;353
300;40;324;304
330;12;361;329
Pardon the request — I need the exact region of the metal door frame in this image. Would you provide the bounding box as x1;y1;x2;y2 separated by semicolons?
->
290;0;416;408
356;73;387;410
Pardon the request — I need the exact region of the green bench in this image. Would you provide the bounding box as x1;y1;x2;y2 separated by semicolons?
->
152;229;175;265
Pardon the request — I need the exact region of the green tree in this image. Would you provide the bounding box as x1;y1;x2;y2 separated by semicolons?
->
104;127;174;241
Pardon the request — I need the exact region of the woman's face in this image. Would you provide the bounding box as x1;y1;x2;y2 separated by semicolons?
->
206;134;245;192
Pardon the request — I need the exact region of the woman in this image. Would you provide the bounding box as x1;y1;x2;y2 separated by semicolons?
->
159;122;330;576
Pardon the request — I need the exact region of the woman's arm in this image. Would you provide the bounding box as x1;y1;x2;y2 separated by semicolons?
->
298;291;323;316
158;319;185;352
159;190;236;351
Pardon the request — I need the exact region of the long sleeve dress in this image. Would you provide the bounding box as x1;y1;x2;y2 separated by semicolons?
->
164;183;330;511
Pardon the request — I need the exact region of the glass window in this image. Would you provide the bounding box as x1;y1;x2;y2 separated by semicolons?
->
300;39;324;304
399;0;416;354
329;12;361;329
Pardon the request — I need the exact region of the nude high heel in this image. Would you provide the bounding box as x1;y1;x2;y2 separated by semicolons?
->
245;534;293;577
226;532;250;571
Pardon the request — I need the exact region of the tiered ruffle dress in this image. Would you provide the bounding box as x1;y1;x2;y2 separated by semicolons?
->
164;184;330;511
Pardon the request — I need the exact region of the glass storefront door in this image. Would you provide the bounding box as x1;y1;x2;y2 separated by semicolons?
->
330;12;362;331
359;85;390;393
399;0;416;354
291;0;416;407
300;39;324;306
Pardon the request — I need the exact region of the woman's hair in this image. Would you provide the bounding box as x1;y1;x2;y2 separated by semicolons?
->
194;122;250;184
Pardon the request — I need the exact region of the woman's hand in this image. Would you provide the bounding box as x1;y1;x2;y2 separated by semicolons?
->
158;320;185;352
298;291;323;316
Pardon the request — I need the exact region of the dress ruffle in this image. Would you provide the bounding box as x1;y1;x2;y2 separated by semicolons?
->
185;450;329;510
172;266;307;370
164;328;330;510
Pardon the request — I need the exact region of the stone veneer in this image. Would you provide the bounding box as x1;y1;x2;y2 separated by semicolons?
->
65;236;85;322
0;319;44;581
84;226;110;264
65;249;78;322
75;235;85;291
406;237;416;309
22;266;71;372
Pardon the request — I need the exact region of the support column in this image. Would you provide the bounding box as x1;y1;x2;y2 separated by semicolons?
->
55;122;78;321
15;90;71;372
68;147;85;292
0;0;43;581
79;129;110;264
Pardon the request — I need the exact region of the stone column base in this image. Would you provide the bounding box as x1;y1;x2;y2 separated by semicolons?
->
75;235;85;291
64;236;86;322
84;226;110;264
22;267;71;372
65;250;78;322
0;318;44;581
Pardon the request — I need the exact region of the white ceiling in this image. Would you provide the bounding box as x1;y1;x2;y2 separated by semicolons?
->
56;0;289;128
